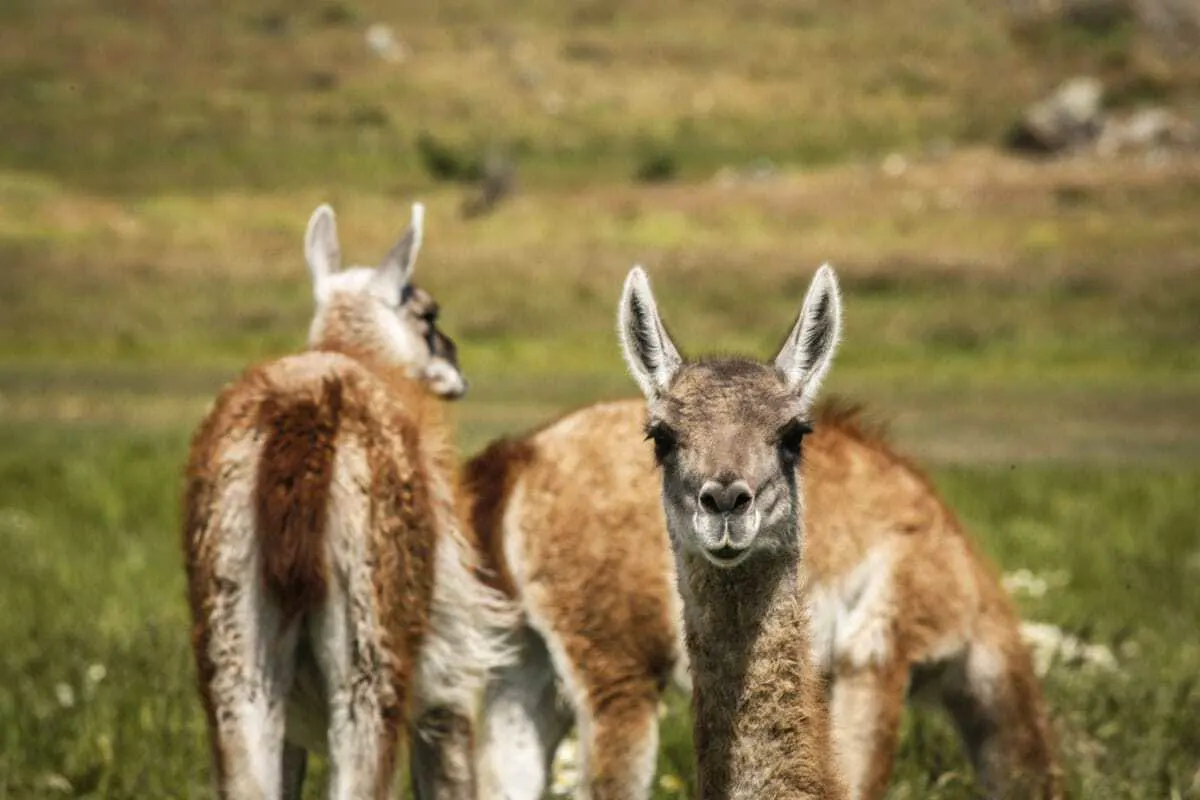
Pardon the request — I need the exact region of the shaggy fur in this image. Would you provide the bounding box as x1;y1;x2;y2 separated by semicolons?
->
254;377;344;623
183;204;513;800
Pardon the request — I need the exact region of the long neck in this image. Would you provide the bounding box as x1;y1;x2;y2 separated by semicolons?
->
677;545;843;800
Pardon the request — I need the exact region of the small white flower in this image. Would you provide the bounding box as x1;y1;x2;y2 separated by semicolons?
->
0;508;35;534
54;682;75;709
659;773;685;793
86;663;107;685
40;774;73;794
1020;621;1117;677
1003;568;1069;599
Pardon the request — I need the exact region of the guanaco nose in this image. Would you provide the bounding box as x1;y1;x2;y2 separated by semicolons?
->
698;479;754;516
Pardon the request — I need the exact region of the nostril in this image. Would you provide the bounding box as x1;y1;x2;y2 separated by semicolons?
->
699;490;722;515
730;489;752;514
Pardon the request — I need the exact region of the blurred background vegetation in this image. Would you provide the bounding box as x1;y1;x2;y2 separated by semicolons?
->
1;0;1198;796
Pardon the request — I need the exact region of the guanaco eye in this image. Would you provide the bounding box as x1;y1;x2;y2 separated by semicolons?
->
645;421;679;463
777;419;813;463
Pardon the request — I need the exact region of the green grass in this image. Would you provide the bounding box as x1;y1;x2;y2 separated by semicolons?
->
0;425;1197;798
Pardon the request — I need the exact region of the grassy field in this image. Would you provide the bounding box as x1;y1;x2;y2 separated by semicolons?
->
1;428;1197;798
2;0;1199;797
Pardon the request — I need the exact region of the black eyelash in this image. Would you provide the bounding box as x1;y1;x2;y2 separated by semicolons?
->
644;421;678;464
777;418;813;464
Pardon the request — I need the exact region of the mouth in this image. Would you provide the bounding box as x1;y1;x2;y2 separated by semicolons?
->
433;376;468;400
702;544;751;568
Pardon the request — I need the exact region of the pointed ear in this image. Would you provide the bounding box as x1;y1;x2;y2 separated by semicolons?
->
369;201;424;302
774;264;842;410
618;266;683;399
305;204;340;299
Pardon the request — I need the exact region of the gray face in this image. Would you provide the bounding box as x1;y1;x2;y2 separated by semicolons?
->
645;359;813;568
617;264;842;572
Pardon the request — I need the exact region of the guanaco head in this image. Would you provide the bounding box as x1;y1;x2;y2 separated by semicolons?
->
618;265;841;569
304;202;467;399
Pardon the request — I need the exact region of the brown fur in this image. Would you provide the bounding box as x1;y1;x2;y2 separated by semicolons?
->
254;376;343;623
183;389;241;791
460;436;534;597
463;395;1062;799
465;401;680;798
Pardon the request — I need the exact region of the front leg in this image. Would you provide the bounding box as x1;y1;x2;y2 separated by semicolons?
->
829;663;908;800
411;706;478;800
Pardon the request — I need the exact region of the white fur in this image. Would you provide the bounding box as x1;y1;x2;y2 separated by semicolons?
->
205;433;298;798
414;432;517;721
808;544;896;675
305;204;341;297
478;629;575;800
368;203;423;304
315;438;389;797
622;713;662;800
407;405;518;800
964;641;1008;710
421;358;468;399
829;671;883;800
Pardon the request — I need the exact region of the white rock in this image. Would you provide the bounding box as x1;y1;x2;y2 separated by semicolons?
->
365;23;406;63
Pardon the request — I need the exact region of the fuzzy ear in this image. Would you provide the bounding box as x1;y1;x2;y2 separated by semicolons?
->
305;204;340;299
369;202;424;303
774;264;842;410
618;266;683;399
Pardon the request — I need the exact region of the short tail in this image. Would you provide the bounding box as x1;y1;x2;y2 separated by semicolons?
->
254;378;344;621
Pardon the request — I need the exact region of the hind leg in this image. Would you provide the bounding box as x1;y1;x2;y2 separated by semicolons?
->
941;626;1063;800
475;628;575;800
310;582;404;800
203;582;301;800
828;662;908;800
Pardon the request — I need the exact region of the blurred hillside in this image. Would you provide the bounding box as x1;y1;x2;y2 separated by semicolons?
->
3;0;1200;463
3;0;1198;192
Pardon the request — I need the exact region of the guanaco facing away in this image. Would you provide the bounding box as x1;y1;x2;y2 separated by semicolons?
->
464;282;1061;797
183;203;512;799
